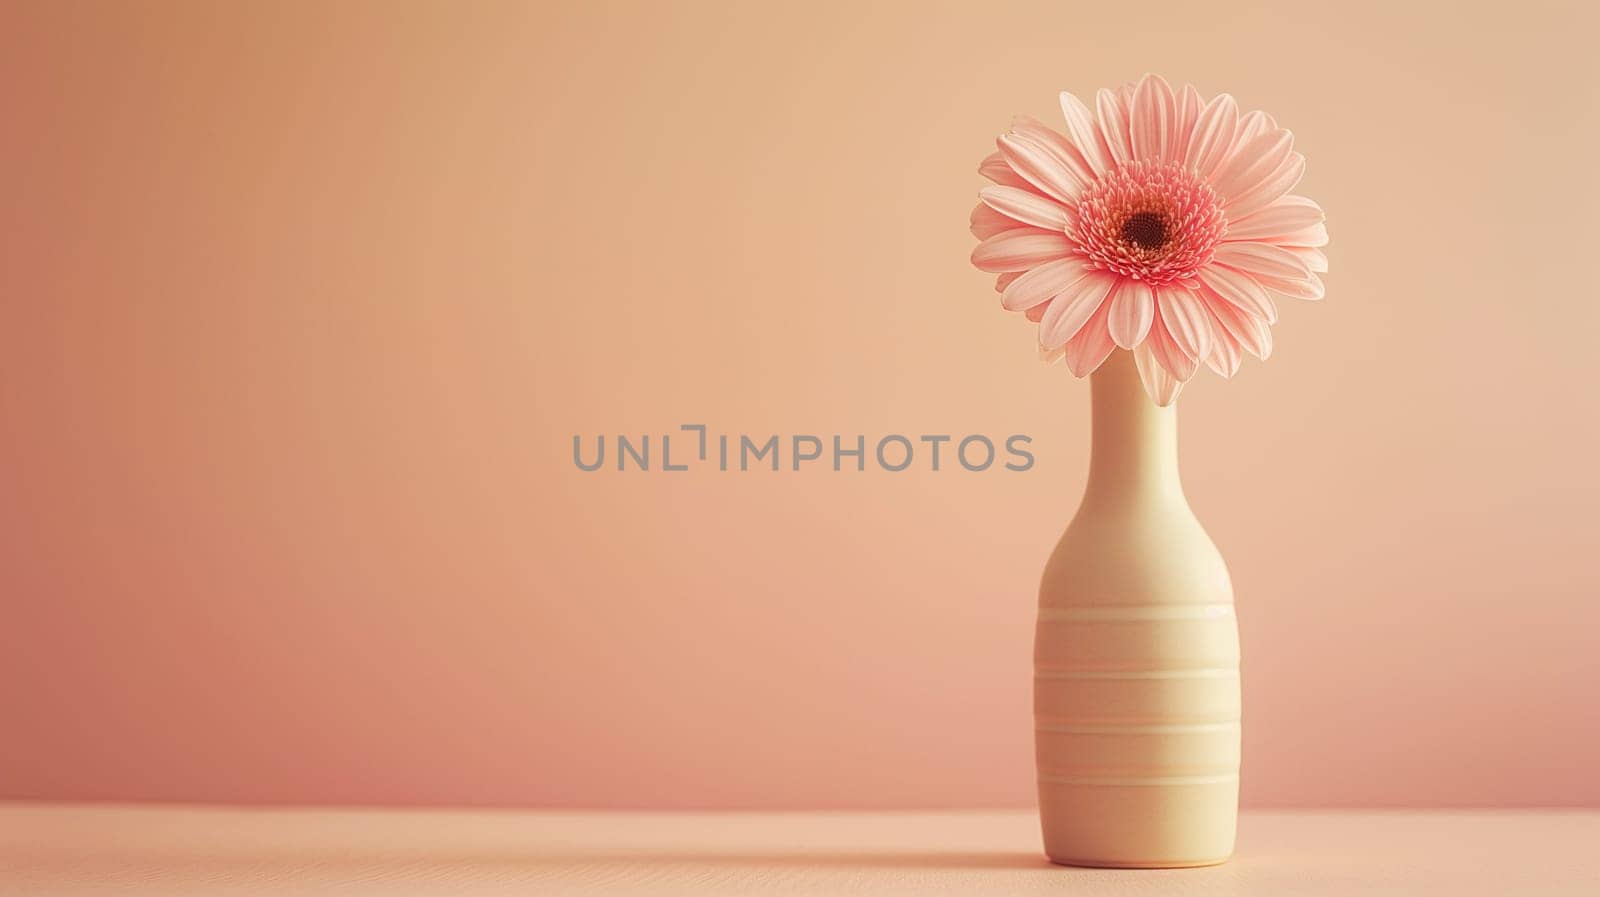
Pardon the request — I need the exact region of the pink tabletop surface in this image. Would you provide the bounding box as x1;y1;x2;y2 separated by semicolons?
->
2;804;1596;896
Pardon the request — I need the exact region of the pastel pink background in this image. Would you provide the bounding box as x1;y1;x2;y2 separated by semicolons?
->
2;1;1597;809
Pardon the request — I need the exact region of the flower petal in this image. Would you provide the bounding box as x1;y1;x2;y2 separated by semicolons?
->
998;133;1081;205
979;185;1072;232
1223;195;1325;242
1225;151;1305;219
1062;298;1116;378
1199;288;1273;360
1171;83;1202;165
1130;73;1176;163
1184;93;1238;178
1210;129;1293;204
1155;285;1213;361
1230;110;1274;149
1000;255;1092;311
970;203;1020;240
1058;90;1111;175
1011;115;1095;192
1286;246;1329;272
1257;271;1325;300
978;151;1028;188
995;271;1021;293
971;230;1072;273
1147;311;1199;381
1204;320;1243;378
1197;264;1278;323
1106;278;1155;348
1039;270;1116;348
1213;242;1312;282
1209;241;1324;300
1024;297;1049;321
1095;87;1133;166
1134;342;1184;406
1039;342;1065;364
1270;220;1330;248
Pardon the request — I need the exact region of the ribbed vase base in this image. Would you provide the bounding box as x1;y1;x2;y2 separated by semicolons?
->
1037;777;1239;871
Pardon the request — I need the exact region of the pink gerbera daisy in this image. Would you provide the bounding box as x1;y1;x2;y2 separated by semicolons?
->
970;74;1328;405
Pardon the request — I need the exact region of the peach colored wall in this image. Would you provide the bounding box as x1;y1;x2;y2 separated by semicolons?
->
2;1;1596;809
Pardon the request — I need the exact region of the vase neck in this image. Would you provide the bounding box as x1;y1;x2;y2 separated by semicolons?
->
1083;350;1183;505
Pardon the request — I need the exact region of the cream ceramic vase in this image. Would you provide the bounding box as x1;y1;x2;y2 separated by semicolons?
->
1034;349;1240;868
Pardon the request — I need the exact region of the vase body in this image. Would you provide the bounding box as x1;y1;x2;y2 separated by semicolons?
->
1035;350;1239;868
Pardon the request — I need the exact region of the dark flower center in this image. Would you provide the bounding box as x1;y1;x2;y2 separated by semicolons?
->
1120;211;1169;251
